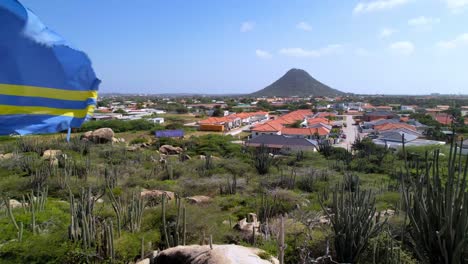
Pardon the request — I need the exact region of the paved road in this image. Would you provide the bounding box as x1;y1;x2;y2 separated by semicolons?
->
336;115;359;149
225;124;251;136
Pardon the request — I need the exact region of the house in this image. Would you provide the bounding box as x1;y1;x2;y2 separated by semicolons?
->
199;116;241;131
401;105;417;112
149;118;165;124
436;105;450;111
433;113;453;125
246;135;318;154
373;131;445;149
461;106;468;117
461;139;468;155
363;111;397;122
375;106;393;111
251;121;283;137
281;127;330;140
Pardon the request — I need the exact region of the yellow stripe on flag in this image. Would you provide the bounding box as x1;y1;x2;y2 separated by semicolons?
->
0;105;91;118
0;83;98;101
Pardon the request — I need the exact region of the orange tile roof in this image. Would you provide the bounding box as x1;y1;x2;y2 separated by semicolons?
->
435;114;453;125
307;117;331;125
374;123;416;132
251;121;284;132
282;127;330;136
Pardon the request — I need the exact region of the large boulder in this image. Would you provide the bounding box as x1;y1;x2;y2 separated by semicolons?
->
42;149;62;160
159;145;183;155
187;195;212;204
155;244;278;264
81;128;115;143
234;213;260;235
0;153;14;160
140;189;175;200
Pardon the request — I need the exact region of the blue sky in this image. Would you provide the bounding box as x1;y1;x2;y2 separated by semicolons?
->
21;0;468;95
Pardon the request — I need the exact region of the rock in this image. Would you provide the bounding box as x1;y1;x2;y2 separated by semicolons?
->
8;199;24;209
199;155;206;160
42;149;62;160
126;146;140;152
112;137;125;144
136;258;150;264
159;145;183;155
0;153;14;160
140;189;175;200
186;195;212;204
155;244;279;264
81;128;115;144
234;213;260;235
318;215;330;225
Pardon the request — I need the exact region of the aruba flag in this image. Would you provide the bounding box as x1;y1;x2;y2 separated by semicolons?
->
0;0;100;136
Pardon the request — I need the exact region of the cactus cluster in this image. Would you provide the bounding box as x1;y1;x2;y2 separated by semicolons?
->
320;179;385;263
161;193;187;248
253;144;275;175
401;138;468;264
69;188;115;261
219;174;237;195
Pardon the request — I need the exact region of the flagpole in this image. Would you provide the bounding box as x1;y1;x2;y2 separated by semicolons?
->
66;127;71;143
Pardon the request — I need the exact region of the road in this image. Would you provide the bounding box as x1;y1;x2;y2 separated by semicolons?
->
335;115;359;150
225;124;251;136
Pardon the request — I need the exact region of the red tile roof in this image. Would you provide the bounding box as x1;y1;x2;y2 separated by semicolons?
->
307;117;331;125
374;123;417;132
282;127;330;136
434;114;453;125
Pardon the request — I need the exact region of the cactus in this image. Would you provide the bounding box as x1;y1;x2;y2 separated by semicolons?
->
107;186;123;237
127;192;144;233
3;197;21;240
161;193;187;249
69;188;115;261
278;215;286;264
401;136;468;264
320;180;385;263
253;144;274;175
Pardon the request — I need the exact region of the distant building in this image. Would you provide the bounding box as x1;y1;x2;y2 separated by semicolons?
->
363;111;397;122
149;118;165;124
461;106;468;117
401;105;417;112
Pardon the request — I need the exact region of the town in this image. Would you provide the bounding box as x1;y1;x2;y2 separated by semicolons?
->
90;94;468;154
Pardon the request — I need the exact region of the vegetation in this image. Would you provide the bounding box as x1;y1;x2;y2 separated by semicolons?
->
0;120;467;264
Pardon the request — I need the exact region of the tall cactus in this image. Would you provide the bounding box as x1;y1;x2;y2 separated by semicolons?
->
161;193;187;249
3;197;23;242
320;180;385;263
253;144;274;175
128;192;144;233
401;137;468;264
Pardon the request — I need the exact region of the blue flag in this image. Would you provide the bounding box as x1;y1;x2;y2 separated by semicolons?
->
0;0;100;135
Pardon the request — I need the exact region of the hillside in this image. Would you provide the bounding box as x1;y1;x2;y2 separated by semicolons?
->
251;68;345;97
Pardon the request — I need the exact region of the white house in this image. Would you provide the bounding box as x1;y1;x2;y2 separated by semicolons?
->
149;118;165;124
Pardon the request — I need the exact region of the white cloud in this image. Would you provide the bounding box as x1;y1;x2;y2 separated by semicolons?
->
296;21;312;31
355;48;373;56
389;41;415;55
437;33;468;49
353;0;410;14
279;44;343;58
408;16;440;30
255;49;272;59
444;0;468;13
240;21;255;32
379;28;397;38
